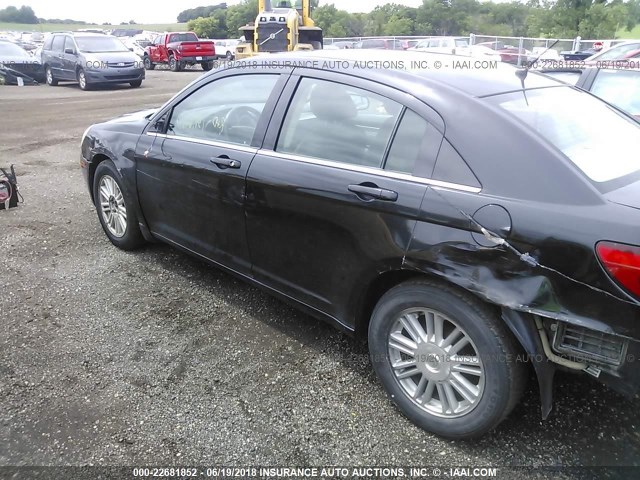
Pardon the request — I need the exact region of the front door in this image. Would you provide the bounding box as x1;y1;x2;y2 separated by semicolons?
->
135;72;288;274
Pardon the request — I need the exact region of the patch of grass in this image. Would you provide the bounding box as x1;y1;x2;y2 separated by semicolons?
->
617;25;640;39
0;22;187;33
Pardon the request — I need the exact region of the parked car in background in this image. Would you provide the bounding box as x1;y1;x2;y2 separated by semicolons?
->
214;39;239;60
330;40;357;49
355;38;405;50
542;66;640;120
80;49;640;439
0;39;44;82
527;46;562;63
411;37;501;61
584;41;640;62
42;32;145;90
476;41;529;64
120;37;146;59
144;32;216;72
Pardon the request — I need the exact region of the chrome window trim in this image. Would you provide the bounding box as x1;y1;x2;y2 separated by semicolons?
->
146;132;257;154
257;149;482;194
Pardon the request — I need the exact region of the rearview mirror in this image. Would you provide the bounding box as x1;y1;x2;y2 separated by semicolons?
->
129;47;134;52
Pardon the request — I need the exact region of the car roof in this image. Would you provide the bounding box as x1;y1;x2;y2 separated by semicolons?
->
257;49;564;98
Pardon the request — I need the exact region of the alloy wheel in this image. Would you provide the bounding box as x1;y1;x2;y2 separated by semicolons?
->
98;175;127;238
387;308;485;418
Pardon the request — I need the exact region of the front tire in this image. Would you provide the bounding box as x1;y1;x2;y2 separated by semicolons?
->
143;56;155;70
93;160;145;250
45;66;58;86
368;279;527;439
130;79;142;88
77;68;91;90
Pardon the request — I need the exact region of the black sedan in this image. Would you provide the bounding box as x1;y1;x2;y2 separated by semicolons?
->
542;66;640;121
80;50;640;439
0;40;44;83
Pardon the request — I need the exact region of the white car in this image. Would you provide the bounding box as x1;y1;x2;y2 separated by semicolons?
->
214;40;239;61
120;37;146;59
411;37;501;61
528;47;562;63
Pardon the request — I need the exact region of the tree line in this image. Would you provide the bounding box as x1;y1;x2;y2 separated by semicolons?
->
180;0;640;40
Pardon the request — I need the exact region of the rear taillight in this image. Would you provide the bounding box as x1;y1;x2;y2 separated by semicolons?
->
596;241;640;298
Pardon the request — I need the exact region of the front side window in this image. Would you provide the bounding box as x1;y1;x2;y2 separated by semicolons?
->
276;78;403;168
590;69;640;120
487;86;640;183
168;74;279;146
63;37;76;54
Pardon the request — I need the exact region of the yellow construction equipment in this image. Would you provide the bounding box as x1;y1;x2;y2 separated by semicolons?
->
236;0;323;59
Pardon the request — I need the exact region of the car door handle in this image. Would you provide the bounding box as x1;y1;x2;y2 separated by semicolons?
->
348;184;398;202
211;155;241;169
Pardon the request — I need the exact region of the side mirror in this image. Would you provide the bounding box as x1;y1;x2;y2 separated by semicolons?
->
153;118;166;132
129;47;134;52
64;48;75;55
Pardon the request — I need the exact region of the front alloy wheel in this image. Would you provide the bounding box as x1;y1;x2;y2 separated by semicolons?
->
98;175;127;238
369;279;527;439
77;68;90;90
93;160;144;250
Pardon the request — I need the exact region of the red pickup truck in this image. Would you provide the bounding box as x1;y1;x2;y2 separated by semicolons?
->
143;32;216;72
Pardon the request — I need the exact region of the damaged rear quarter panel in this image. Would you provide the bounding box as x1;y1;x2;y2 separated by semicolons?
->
404;186;640;340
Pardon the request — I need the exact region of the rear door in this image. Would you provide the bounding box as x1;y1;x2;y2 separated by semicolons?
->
135;68;291;274
244;70;444;327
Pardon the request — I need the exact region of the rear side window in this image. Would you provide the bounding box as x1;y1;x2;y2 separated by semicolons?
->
276;78;403;168
385;109;440;175
432;141;481;188
51;35;65;53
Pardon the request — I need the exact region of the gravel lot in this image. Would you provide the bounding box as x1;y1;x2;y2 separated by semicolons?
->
0;70;639;478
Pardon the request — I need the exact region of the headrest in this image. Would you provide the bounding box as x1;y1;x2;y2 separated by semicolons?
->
309;83;357;121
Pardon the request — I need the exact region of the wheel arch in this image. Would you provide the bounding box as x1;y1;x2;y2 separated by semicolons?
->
356;267;551;419
88;153;113;204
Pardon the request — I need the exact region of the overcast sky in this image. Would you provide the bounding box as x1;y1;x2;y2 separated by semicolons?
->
0;1;426;24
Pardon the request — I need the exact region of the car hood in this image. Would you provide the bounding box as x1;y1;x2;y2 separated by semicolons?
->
82;51;140;64
107;108;158;125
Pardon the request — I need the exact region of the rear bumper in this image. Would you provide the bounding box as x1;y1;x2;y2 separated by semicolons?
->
178;55;216;63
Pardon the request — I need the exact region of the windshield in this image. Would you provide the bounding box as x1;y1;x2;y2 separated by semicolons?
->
75;36;128;53
0;42;29;58
487;87;640;183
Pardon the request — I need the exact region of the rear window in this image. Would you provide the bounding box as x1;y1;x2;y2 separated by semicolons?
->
169;33;198;43
487;87;640;184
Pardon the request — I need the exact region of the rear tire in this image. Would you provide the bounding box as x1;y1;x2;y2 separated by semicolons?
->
368;279;527;439
93;160;145;251
201;61;214;71
45;66;58;86
169;55;182;72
